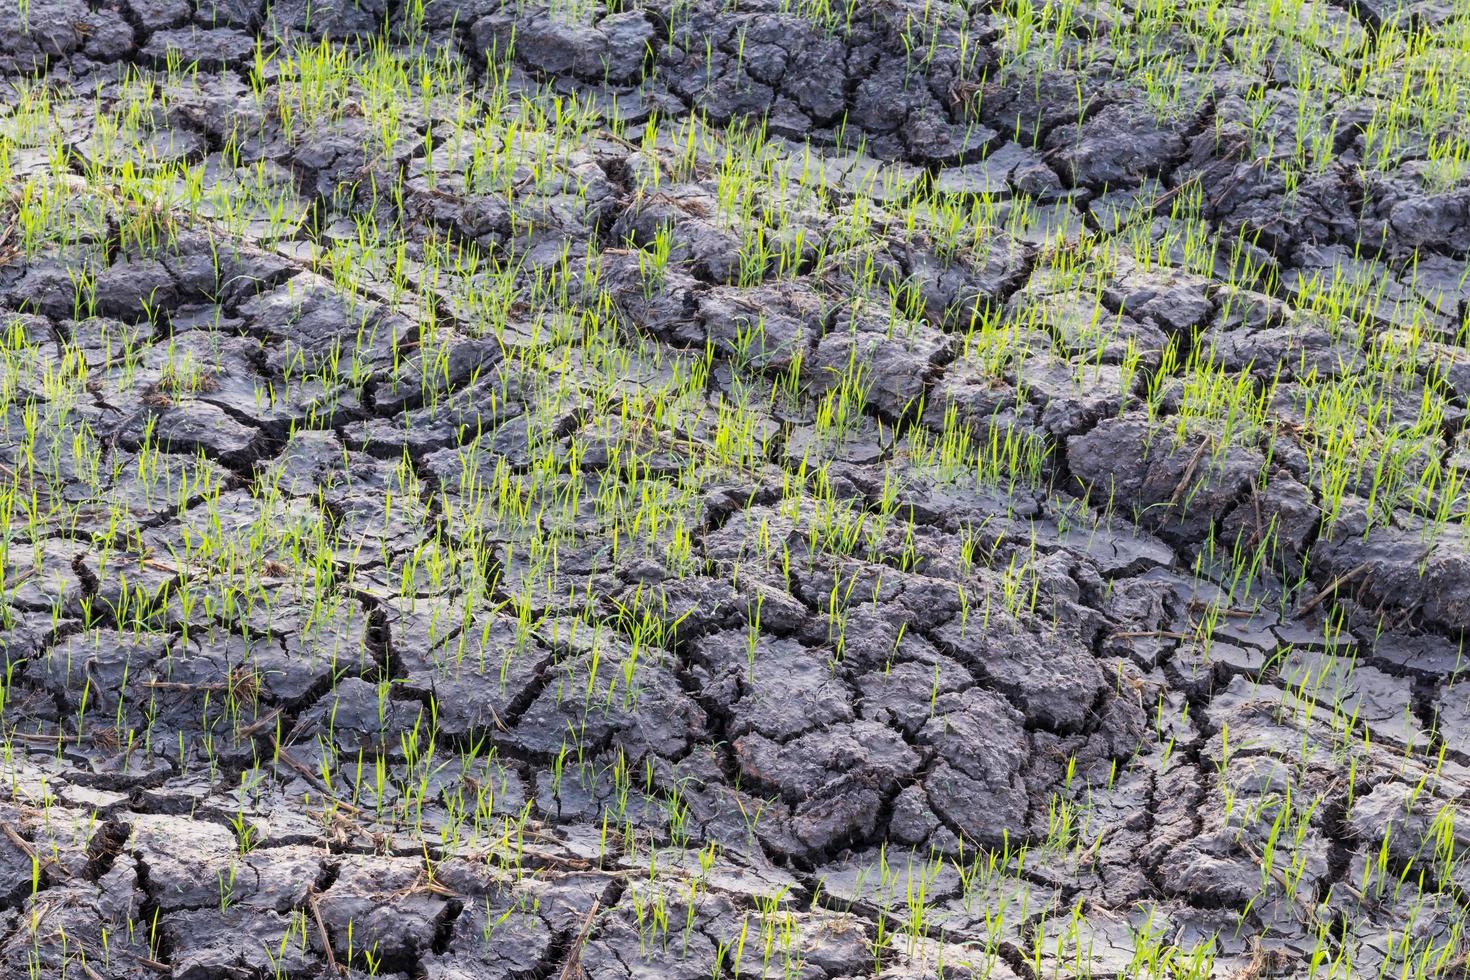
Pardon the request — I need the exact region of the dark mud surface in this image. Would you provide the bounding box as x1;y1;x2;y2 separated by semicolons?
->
1;0;1469;976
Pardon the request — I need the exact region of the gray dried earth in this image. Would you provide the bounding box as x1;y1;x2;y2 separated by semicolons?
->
0;0;1469;977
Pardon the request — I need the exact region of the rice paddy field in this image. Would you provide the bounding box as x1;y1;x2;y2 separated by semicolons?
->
0;0;1468;976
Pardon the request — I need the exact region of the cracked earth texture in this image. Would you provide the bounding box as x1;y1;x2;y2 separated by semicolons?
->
0;0;1469;976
